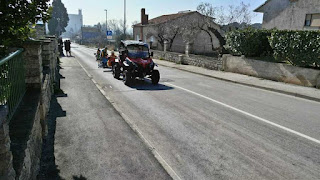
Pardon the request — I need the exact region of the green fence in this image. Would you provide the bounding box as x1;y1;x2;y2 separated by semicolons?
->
0;49;25;121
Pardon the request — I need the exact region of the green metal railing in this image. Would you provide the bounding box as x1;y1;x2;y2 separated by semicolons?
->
0;49;25;121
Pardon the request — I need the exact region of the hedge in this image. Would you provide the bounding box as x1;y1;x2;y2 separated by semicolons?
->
269;30;320;67
225;28;273;57
225;29;320;68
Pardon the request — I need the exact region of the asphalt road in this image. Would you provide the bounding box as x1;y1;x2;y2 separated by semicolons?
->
71;44;320;180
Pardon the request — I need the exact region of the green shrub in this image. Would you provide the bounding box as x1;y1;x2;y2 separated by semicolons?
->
269;30;320;67
225;28;273;57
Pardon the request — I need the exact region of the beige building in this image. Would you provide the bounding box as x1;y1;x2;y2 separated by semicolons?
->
255;0;320;30
133;9;222;55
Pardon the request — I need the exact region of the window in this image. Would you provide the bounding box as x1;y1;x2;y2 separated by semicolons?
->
305;14;320;27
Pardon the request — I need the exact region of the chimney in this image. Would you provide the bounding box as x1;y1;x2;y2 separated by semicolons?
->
78;9;82;16
141;8;148;25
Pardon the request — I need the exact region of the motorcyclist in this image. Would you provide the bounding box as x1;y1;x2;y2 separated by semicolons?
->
96;48;101;61
108;51;116;67
101;47;109;68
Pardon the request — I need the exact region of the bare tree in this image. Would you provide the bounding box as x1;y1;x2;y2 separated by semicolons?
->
154;22;180;51
224;2;252;25
196;3;225;51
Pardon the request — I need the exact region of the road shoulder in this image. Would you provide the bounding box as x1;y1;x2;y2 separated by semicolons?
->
154;59;320;103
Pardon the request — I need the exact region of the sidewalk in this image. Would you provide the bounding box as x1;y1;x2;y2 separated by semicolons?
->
39;57;170;179
154;59;320;102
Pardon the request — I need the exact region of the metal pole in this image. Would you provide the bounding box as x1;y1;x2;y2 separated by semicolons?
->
124;0;126;36
104;9;108;32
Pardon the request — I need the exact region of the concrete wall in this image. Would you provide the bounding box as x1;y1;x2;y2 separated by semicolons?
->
222;55;320;88
153;50;222;70
259;0;320;30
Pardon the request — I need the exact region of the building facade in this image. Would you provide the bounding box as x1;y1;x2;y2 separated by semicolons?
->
255;0;320;30
62;9;83;38
133;9;222;55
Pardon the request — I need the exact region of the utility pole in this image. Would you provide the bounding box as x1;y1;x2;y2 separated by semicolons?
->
104;9;108;32
124;0;126;36
104;9;108;46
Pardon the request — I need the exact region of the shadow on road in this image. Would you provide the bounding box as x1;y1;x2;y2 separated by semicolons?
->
37;91;67;180
130;80;174;91
72;175;87;180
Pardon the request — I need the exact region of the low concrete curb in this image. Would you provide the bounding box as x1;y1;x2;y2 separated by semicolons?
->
154;59;320;103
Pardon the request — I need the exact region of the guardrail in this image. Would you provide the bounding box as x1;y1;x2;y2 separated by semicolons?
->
0;49;25;121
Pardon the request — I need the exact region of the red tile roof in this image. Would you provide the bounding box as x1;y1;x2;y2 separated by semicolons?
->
134;11;197;26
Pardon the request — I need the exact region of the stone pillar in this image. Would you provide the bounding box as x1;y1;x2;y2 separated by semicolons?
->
45;36;59;88
185;42;190;57
40;40;51;68
0;105;16;180
316;75;320;89
164;41;169;53
23;41;43;89
178;55;184;64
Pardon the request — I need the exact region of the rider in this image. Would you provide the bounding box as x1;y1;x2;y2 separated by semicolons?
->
101;47;109;67
108;51;116;67
96;48;101;61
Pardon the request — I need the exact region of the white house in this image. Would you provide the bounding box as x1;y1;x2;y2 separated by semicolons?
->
255;0;320;30
133;9;223;55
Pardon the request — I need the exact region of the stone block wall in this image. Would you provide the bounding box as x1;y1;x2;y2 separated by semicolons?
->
0;37;59;179
17;102;42;180
40;74;52;138
0;106;16;180
153;50;222;70
23;41;43;89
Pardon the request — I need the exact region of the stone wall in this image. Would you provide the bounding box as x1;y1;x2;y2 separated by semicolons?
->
153;50;222;71
17;102;42;180
40;74;52;138
222;54;320;88
0;37;59;179
0;106;15;180
23;41;43;89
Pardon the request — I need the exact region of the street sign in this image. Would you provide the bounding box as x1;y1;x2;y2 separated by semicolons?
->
106;31;112;36
107;31;113;39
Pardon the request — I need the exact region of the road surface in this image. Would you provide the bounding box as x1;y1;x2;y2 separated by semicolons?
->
71;44;320;180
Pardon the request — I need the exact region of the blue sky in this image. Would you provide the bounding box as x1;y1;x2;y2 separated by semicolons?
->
60;0;266;26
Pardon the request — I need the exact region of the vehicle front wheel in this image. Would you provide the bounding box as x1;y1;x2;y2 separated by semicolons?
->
151;70;160;85
112;64;120;79
123;70;133;86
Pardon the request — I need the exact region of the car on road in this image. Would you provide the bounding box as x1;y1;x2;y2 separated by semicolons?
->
113;40;160;86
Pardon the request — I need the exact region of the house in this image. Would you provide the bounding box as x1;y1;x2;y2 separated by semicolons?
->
133;9;222;55
254;0;320;30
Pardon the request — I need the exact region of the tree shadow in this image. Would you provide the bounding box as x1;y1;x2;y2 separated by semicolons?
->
38;91;67;180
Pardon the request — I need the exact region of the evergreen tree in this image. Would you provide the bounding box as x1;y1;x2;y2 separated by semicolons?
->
48;0;69;36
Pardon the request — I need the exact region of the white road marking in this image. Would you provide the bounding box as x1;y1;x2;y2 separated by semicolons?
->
76;59;182;180
166;82;320;145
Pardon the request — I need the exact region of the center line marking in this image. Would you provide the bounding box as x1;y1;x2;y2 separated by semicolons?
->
166;82;320;145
